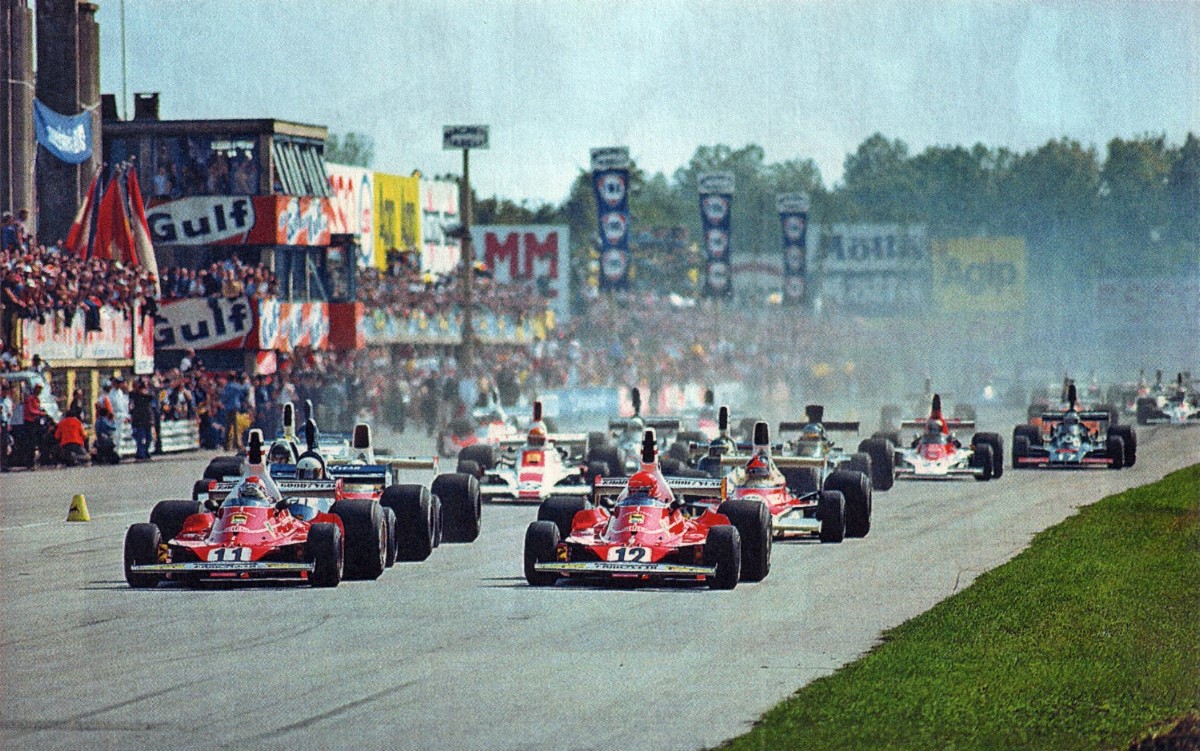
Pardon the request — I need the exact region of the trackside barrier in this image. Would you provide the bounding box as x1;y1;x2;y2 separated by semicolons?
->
118;419;200;456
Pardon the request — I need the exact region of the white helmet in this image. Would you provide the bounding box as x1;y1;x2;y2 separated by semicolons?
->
296;456;324;480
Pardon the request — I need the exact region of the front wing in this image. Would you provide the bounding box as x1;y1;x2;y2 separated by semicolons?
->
534;560;715;577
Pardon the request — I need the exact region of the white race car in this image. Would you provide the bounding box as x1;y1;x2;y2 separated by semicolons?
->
891;396;1004;481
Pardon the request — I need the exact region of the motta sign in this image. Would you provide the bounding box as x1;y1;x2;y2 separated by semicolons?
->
443;125;489;150
698;172;735;195
590;147;630;171
148;196;255;245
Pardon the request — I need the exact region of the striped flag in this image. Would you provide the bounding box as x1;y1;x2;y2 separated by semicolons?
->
65;167;101;257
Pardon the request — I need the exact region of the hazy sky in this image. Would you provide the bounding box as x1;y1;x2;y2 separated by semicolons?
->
95;0;1198;204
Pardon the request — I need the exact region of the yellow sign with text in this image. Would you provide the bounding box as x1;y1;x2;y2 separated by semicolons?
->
931;237;1027;313
373;173;422;269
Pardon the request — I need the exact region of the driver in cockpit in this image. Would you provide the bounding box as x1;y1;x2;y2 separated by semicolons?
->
1057;411;1087;442
226;476;275;507
742;451;775;488
616;469;678;508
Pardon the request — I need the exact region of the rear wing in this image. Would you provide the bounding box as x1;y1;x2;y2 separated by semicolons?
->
608;418;682;432
590;475;723;506
900;419;976;430
779;420;860;433
720;454;824;469
207;479;340;502
1041;411;1110;424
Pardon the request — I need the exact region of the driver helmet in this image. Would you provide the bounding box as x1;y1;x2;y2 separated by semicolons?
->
239;476;267;502
926;418;943;438
268;441;292;464
527;424;547;447
746;451;771;479
626;469;664;500
296;455;324;480
1063;411;1080;427
800;423;824;441
708;437;726;457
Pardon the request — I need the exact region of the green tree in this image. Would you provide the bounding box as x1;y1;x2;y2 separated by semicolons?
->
840;133;915;222
1101;135;1172;250
1167;132;1200;249
324;132;375;168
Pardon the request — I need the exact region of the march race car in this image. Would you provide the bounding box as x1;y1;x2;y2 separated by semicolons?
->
1012;384;1137;470
123;430;385;588
1136;373;1200;425
890;395;1004;481
455;400;612;503
437;401;523;458
594;387;697;474
522;429;771;589
777;405;894;491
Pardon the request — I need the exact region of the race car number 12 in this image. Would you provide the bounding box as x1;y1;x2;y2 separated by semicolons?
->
607;547;650;562
208;547;251;562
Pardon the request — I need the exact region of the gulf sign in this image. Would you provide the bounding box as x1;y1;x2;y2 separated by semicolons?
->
147;196;333;247
471;225;570;317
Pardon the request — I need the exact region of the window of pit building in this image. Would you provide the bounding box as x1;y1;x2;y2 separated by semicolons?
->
271;138;331;198
109;135;262;200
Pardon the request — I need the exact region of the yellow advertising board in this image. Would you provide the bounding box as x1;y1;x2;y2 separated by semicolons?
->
931;237;1027;313
373;173;422;269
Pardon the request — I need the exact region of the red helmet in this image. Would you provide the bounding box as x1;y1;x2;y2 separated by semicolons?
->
626;470;664;499
527;424;547;446
746;451;771;478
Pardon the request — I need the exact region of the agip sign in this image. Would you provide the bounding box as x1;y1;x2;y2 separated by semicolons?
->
931;237;1027;313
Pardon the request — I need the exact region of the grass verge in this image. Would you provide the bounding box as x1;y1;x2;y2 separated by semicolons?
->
721;464;1200;751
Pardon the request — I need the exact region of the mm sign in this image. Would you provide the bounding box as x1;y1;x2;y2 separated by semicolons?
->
443;125;489;150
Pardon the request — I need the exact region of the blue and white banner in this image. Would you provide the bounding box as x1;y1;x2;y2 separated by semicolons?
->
777;193;809;305
33;99;93;164
698;172;735;298
591;147;631;291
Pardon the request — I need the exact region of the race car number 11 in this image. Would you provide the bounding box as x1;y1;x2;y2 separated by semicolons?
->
607;547;650;562
208;547;251;562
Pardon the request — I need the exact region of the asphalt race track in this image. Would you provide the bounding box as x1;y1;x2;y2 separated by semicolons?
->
1;421;1196;751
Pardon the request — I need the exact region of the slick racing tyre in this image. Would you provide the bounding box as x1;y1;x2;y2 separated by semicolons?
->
781;466;821;496
331;499;387;580
149;500;202;544
826;469;870;538
124;523;162;589
454;459;482;479
972;432;1005;479
382;484;434;560
817;490;846;543
704;526;742;590
1012;435;1031;469
457;444;496;471
857;438;895;490
523;521;561;587
846;452;872;482
537;496;590;539
202;456;242;480
584;461;610;483
1106;436;1126;470
191;480;210;502
1013;424;1040;447
1135;397;1157;425
382;507;398;568
586;432;609;453
970;443;994;481
587;445;623;476
1109;426;1137;467
307;522;343;588
717;499;772;582
871;430;902;449
667;440;691;465
432;473;482;543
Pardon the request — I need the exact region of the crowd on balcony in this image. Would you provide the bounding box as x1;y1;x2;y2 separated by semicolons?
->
158;259;279;301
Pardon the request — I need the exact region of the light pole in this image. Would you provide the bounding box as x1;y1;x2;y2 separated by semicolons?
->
443;125;489;372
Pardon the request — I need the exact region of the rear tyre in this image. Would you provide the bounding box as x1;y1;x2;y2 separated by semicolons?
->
587;445;623;476
431;495;444;547
523;521;561;586
704;526;741;590
432;473;482;543
857;438;894;490
382;485;434;561
846;452;872;481
586;432;609;452
717;499;771;582
307;522;343;587
1012;435;1031;469
202;456;242;480
972;432;1005;479
1135;397;1156;425
871;430;901;448
123;523;162;588
584;461;610;483
817;491;846;543
382;507;398;568
826;470;870;538
537;496;590;538
970;443;994;481
149;500;202;544
1109;425;1137;467
454;459;482;478
1106;436;1125;470
457;444;496;471
191;480;209;502
781;466;821;496
331;499;386;580
659;456;683;475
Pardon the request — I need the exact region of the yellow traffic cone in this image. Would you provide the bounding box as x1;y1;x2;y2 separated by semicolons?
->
67;494;91;522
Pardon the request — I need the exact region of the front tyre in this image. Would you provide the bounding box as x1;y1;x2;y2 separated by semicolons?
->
524;521;561;586
818;490;846;543
716;499;771;582
704;525;742;590
330;500;387;580
124;523;162;589
307;522;343;587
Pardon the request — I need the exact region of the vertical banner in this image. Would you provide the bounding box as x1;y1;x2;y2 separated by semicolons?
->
326;163;375;268
591;147;631;290
777;192;809;305
698;172;735;298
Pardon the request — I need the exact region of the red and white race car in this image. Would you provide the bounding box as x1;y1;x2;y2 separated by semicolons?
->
522;428;772;589
890;395;1005;481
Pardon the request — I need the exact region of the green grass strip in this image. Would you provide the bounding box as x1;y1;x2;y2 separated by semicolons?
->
722;464;1200;751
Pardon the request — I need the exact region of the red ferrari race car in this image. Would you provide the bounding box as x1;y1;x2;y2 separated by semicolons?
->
701;421;870;542
522;429;772;589
123;431;388;588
